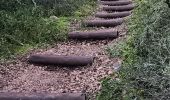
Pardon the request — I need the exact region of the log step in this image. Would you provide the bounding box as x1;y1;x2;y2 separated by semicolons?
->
0;92;85;100
95;11;131;18
103;4;135;12
100;0;132;6
69;29;119;40
83;18;123;27
28;55;94;66
101;0;119;1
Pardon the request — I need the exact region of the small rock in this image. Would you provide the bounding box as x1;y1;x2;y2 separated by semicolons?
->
49;16;59;21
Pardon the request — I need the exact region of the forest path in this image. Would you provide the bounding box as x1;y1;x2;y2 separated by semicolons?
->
0;0;133;99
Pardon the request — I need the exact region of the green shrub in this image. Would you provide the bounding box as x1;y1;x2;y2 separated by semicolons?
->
0;10;69;58
0;0;95;16
0;0;96;59
98;0;170;99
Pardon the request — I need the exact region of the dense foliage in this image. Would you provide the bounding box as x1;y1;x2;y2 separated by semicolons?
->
98;0;170;99
0;0;95;58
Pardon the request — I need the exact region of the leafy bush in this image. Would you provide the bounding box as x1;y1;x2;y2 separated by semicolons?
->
0;0;96;58
0;0;95;16
98;0;170;99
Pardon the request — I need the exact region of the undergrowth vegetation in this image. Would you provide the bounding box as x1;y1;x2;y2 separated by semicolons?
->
98;0;170;99
0;0;96;59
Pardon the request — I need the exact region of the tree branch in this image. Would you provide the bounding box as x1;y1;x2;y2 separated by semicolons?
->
32;0;37;7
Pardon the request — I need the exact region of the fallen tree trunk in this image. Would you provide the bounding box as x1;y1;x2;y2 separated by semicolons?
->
83;18;123;27
28;55;94;66
0;93;85;100
100;0;132;6
103;4;135;12
69;29;119;40
95;11;131;18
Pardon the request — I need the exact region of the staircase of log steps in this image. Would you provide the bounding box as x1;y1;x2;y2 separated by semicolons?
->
0;0;134;100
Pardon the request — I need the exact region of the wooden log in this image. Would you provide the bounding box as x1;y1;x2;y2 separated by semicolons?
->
83;18;123;27
100;0;132;6
95;11;131;18
103;4;135;12
101;0;119;1
28;55;94;66
0;92;85;100
69;29;119;40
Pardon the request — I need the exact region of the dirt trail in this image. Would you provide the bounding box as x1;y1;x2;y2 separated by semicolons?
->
0;0;131;99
